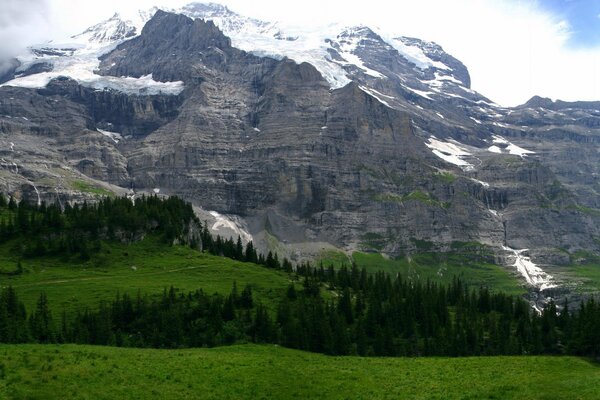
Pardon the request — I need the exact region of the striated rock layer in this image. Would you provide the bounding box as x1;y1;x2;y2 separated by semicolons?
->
0;7;598;281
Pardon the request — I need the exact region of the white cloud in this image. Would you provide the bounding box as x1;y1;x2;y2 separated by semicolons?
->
36;0;600;106
0;0;51;74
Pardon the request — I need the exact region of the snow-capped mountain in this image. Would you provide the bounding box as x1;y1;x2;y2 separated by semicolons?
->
0;3;599;307
1;3;477;103
72;13;138;44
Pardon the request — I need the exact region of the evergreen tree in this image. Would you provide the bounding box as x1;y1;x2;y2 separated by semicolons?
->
30;292;53;343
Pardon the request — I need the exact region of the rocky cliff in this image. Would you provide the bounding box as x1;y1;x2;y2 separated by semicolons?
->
0;4;599;298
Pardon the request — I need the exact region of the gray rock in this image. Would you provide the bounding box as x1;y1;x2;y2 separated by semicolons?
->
0;9;598;282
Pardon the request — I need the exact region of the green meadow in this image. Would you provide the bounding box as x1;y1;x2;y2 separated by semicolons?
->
1;344;599;399
318;250;526;296
0;236;292;314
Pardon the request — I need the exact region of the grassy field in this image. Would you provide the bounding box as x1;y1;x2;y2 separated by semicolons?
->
550;251;600;294
318;250;526;296
1;344;599;399
571;263;600;290
0;237;292;314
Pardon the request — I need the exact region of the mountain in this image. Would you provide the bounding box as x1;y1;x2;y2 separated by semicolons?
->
0;3;599;305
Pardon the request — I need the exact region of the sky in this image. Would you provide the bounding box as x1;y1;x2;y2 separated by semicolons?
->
2;0;600;106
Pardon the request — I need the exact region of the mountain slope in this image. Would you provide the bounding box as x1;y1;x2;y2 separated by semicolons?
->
0;3;599;303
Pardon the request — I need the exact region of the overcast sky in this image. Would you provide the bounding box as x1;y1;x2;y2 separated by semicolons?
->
4;0;600;106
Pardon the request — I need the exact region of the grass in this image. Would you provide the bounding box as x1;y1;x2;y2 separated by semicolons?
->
71;181;113;197
551;251;600;294
567;204;600;217
319;251;525;296
560;262;600;294
0;236;292;314
435;171;456;184
373;190;450;209
360;232;387;251
1;344;599;399
569;264;600;292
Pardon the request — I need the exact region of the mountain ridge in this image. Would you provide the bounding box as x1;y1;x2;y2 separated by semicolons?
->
0;3;599;307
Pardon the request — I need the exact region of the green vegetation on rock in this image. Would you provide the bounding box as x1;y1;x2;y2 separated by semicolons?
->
435;171;456;184
71;180;114;196
373;190;450;209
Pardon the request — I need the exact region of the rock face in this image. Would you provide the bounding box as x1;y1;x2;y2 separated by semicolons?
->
0;5;599;279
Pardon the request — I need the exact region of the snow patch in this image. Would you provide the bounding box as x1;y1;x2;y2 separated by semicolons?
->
209;211;253;244
403;85;435;100
488;209;499;217
471;178;490;188
489;135;534;157
422;72;464;92
425;137;474;171
506;143;535;157
359;86;394;108
388;37;449;70
97;129;123;143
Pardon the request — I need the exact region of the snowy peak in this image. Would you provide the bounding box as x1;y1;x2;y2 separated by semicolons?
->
180;2;239;20
180;2;279;37
181;2;234;18
326;26;388;79
4;2;479;106
391;36;471;88
72;13;138;44
337;26;383;42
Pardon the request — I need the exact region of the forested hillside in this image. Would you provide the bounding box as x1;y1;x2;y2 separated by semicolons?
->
0;196;598;358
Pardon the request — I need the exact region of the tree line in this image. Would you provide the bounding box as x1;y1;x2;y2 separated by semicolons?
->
0;195;198;261
0;194;290;272
1;270;599;357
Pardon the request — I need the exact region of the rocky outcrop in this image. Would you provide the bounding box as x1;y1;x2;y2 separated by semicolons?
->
41;77;184;137
98;10;234;83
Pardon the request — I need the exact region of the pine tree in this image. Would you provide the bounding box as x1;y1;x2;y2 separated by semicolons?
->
30;292;53;343
239;285;253;309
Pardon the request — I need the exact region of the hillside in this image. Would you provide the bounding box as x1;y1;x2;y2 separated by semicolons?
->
0;236;292;315
1;196;599;357
0;195;292;313
1;344;600;399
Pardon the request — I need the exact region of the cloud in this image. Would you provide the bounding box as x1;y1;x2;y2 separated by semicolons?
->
0;0;50;75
